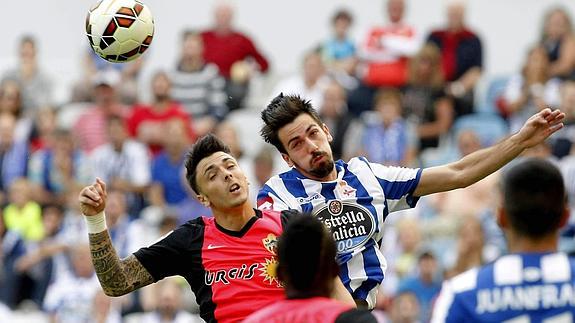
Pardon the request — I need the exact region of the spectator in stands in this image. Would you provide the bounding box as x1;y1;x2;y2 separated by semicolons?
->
385;291;421;323
349;0;422;116
249;147;276;204
29;107;57;153
540;7;575;80
427;0;483;117
0;79;33;142
271;48;329;110
322;9;359;91
147;118;211;224
72;70;128;153
0;113;28;205
3;178;43;242
2;35;52;113
402;43;454;151
0;211;26;309
91;116;151;215
171;30;227;135
28;128;92;206
444;215;485;278
127;70;194;156
501;46;561;132
318;81;357;161
397;250;442;322
550;80;575;159
355;88;417;167
139;278;202;323
201;1;270;110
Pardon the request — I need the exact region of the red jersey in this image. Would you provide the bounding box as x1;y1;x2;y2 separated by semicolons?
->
134;209;293;323
244;297;375;323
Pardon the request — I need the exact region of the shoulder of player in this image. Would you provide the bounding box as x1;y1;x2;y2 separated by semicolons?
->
445;266;482;295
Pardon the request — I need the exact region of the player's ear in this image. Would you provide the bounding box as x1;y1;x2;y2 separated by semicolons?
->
322;123;333;142
496;206;507;229
197;194;210;208
559;206;570;229
281;153;294;167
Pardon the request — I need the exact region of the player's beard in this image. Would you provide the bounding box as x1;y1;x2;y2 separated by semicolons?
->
308;151;335;179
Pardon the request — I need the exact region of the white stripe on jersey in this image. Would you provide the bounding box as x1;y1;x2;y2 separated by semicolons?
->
268;177;302;212
431;281;456;323
494;255;523;285
368;162;421;213
451;267;479;293
542;253;570;283
347;251;367;293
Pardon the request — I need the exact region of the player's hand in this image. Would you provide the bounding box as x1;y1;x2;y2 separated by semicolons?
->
79;178;107;216
515;108;564;149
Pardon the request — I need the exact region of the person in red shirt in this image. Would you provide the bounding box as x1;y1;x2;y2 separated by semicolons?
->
244;215;376;323
78;134;352;323
127;71;195;155
201;2;269;111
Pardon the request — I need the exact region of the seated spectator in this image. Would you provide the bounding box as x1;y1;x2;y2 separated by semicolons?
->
385;291;421;323
540;7;575;80
444;215;485;279
201;1;270;110
402;43;454;151
396;250;442;322
91;116;151;216
3;178;43;242
249;147;276;205
0;113;29;205
318;81;358;161
0;79;34;142
0;212;26;309
427;0;483;117
355;88;417;167
2;35;53;113
127;71;195;155
500;46;561;132
270;48;330;111
72;70;128;153
138;278;203;323
348;0;422;116
28;128;92;206
322;9;359;91
549;80;575;158
171;30;227;135
244;215;374;322
29;106;57;153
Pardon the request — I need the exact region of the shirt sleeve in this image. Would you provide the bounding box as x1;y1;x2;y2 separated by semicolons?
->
133;222;199;281
368;161;422;212
257;183;293;211
431;281;466;323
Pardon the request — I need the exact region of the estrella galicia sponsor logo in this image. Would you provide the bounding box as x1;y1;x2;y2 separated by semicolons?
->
296;193;322;205
314;200;375;254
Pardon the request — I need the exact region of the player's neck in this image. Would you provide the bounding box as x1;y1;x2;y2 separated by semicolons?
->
213;202;256;232
507;232;559;254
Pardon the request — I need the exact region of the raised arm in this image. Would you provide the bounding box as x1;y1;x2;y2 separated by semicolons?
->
414;108;565;197
79;178;154;297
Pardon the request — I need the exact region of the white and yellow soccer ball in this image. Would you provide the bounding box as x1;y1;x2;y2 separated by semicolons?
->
86;0;154;63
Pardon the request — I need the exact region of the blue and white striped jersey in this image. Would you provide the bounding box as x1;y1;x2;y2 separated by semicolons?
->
432;252;575;323
257;157;422;308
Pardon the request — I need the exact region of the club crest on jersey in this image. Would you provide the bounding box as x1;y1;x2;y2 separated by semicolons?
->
338;180;357;198
262;233;278;254
314;201;375;254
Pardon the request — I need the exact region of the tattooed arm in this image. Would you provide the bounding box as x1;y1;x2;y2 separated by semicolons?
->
79;178;154;296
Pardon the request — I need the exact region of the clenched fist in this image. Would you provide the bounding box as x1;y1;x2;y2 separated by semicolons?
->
78;178;107;216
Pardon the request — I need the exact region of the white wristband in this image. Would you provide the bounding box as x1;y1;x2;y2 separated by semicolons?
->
84;212;107;234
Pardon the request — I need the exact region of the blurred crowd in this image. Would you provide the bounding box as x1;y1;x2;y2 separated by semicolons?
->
1;0;575;322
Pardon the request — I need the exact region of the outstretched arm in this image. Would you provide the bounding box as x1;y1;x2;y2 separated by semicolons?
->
79;178;154;296
414;108;565;197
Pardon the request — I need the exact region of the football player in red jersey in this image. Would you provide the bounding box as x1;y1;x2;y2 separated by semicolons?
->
79;134;352;322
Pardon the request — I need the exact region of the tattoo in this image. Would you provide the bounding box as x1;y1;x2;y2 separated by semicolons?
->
89;231;154;296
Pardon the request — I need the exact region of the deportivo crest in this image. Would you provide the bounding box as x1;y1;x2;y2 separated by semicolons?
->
314;201;376;254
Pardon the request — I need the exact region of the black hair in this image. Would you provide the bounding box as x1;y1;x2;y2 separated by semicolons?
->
502;158;566;238
184;133;231;194
277;214;338;298
260;93;323;154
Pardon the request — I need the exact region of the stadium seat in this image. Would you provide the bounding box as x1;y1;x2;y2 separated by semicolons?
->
452;113;509;147
474;75;510;115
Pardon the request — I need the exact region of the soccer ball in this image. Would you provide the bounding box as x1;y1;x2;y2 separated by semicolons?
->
86;0;154;63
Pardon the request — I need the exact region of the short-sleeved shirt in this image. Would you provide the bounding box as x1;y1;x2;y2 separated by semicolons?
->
257;157;422;308
134;209;294;323
432;252;575;322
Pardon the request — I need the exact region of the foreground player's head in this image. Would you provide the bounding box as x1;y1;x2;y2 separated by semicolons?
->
185;134;249;210
498;158;569;242
261;93;335;180
277;215;339;299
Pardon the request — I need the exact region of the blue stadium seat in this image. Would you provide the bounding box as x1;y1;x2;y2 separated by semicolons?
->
452;113;510;147
475;76;510;115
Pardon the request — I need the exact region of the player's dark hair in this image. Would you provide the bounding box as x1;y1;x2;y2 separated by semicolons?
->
502;158;566;238
184;134;231;194
277;214;339;298
260;93;323;154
